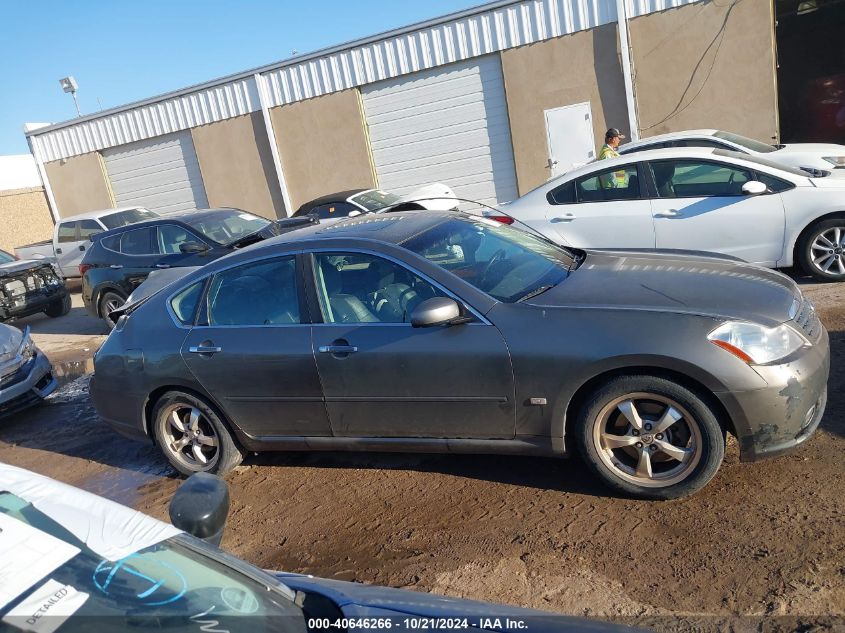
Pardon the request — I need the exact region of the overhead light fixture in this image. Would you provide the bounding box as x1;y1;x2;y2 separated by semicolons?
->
58;76;81;117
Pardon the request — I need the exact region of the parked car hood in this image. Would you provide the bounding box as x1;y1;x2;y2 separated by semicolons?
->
0;324;23;364
0;259;52;277
527;250;799;327
277;573;638;631
779;142;845;154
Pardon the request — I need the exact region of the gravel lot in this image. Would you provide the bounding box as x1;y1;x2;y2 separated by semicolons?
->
2;277;844;632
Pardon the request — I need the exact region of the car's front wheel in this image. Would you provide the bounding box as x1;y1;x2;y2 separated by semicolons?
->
152;391;244;476
575;375;725;500
797;218;845;282
44;294;71;318
98;291;126;329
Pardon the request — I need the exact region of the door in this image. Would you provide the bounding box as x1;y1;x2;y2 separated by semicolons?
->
361;55;519;208
542;163;655;248
114;227;164;294
647;159;786;265
102;131;208;214
54;221;81;277
181;256;330;438
309;251;515;439
544;102;595;178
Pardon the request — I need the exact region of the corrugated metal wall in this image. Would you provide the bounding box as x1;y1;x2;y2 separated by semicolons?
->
29;0;701;163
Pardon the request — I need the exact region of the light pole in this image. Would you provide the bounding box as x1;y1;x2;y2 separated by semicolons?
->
59;76;81;117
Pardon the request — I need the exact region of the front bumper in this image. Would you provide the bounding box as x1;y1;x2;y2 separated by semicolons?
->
715;326;830;462
0;286;68;321
0;351;57;418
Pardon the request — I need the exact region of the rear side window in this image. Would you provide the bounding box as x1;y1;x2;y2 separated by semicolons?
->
57;223;77;243
170;281;204;325
100;235;120;251
547;181;575;205
78;219;103;241
207;257;300;326
120;227;158;255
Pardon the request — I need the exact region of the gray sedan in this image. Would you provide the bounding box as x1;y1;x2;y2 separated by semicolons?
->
91;212;830;499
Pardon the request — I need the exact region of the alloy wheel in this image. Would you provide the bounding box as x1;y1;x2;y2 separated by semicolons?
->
810;226;845;276
159;404;220;471
592;392;703;488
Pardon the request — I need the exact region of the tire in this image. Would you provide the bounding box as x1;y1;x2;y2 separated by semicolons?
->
152;391;244;476
574;375;725;500
98;291;126;329
44;294;71;318
797;218;845;282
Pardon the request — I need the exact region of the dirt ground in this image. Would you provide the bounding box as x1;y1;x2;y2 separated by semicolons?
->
2;278;844;632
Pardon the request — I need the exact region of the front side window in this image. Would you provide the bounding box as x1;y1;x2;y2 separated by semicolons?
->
404;217;574;303
755;172;794;193
575;164;641;202
99;209;159;229
57;222;77;243
170;281;204;325
120;227;158;255
313;253;444;324
207;257;299;326
158;224;203;254
649;160;752;198
78;219;102;240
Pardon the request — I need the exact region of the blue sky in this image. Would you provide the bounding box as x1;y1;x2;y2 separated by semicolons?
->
0;0;479;155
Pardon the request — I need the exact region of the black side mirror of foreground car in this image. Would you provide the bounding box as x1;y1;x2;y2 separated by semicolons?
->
411;297;472;328
179;241;210;254
169;472;230;546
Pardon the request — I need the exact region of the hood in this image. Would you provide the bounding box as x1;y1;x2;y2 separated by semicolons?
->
779;142;845;154
527;250;799;327
0;259;53;277
276;574;637;631
0;324;23;364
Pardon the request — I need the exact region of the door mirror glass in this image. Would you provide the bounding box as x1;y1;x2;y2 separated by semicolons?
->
741;181;768;196
410;297;462;328
180;241;210;254
168;472;229;546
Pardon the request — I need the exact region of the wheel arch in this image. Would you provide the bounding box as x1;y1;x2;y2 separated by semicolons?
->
789;210;845;269
92;283;129;317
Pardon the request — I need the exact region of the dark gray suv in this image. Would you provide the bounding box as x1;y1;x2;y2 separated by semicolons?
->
91;212;830;499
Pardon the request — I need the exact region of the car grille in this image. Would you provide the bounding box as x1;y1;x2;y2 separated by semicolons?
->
793;298;821;340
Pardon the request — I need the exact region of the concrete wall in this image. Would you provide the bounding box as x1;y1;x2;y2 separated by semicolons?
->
44;152;114;218
191;113;285;220
630;0;778;142
270;89;375;210
501;23;629;194
0;187;54;252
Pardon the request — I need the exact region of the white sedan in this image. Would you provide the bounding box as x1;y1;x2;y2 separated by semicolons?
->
618;129;845;176
500;147;845;281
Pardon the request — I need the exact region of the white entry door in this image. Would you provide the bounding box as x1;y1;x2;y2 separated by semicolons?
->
544;103;595;178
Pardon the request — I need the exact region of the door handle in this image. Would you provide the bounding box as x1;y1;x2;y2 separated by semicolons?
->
110;264;123;269
56;248;62;254
78;245;86;251
188;345;222;354
155;264;170;269
551;213;576;222
654;209;682;218
318;345;358;354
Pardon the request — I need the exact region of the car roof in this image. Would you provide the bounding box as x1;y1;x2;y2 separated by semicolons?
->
58;206;154;222
90;207;254;239
555;146;722;181
620;129;718;151
296;189;368;212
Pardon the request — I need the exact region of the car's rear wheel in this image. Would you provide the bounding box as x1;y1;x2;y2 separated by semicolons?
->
575;375;725;500
98;291;126;329
153;391;243;476
797;218;845;282
44;294;71;318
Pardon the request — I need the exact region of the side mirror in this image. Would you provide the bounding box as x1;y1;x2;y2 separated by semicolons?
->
741;181;768;196
168;472;230;546
411;297;467;328
180;241;210;254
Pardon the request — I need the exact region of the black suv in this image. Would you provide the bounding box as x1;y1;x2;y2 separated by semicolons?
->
81;208;314;327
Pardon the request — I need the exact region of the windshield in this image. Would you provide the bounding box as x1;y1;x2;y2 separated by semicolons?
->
100;209;159;230
0;492;301;631
349;189;403;212
404;217;575;303
712;149;813;177
713;131;778;154
0;250;14;264
184;210;271;245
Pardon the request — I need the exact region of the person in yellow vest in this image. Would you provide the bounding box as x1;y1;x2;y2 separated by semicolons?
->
598;127;627;189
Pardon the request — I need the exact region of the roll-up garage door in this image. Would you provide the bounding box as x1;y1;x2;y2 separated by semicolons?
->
362;55;518;208
102;131;208;214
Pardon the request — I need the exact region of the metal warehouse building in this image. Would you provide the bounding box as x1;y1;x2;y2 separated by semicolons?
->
23;0;835;223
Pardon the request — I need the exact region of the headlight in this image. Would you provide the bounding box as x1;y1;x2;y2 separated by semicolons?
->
708;321;807;364
18;328;36;362
822;156;845;167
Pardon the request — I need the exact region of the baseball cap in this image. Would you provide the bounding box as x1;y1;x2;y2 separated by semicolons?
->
605;128;626;139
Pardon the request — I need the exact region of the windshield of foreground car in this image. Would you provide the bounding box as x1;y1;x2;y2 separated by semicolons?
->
0;250;14;264
0;492;302;631
711;149;817;178
714;131;778;154
404;217;575;303
349;189;403;212
184;210;271;245
99;209;159;230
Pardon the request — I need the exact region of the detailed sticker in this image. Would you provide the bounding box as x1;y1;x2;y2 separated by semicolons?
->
0;514;80;609
2;579;88;633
